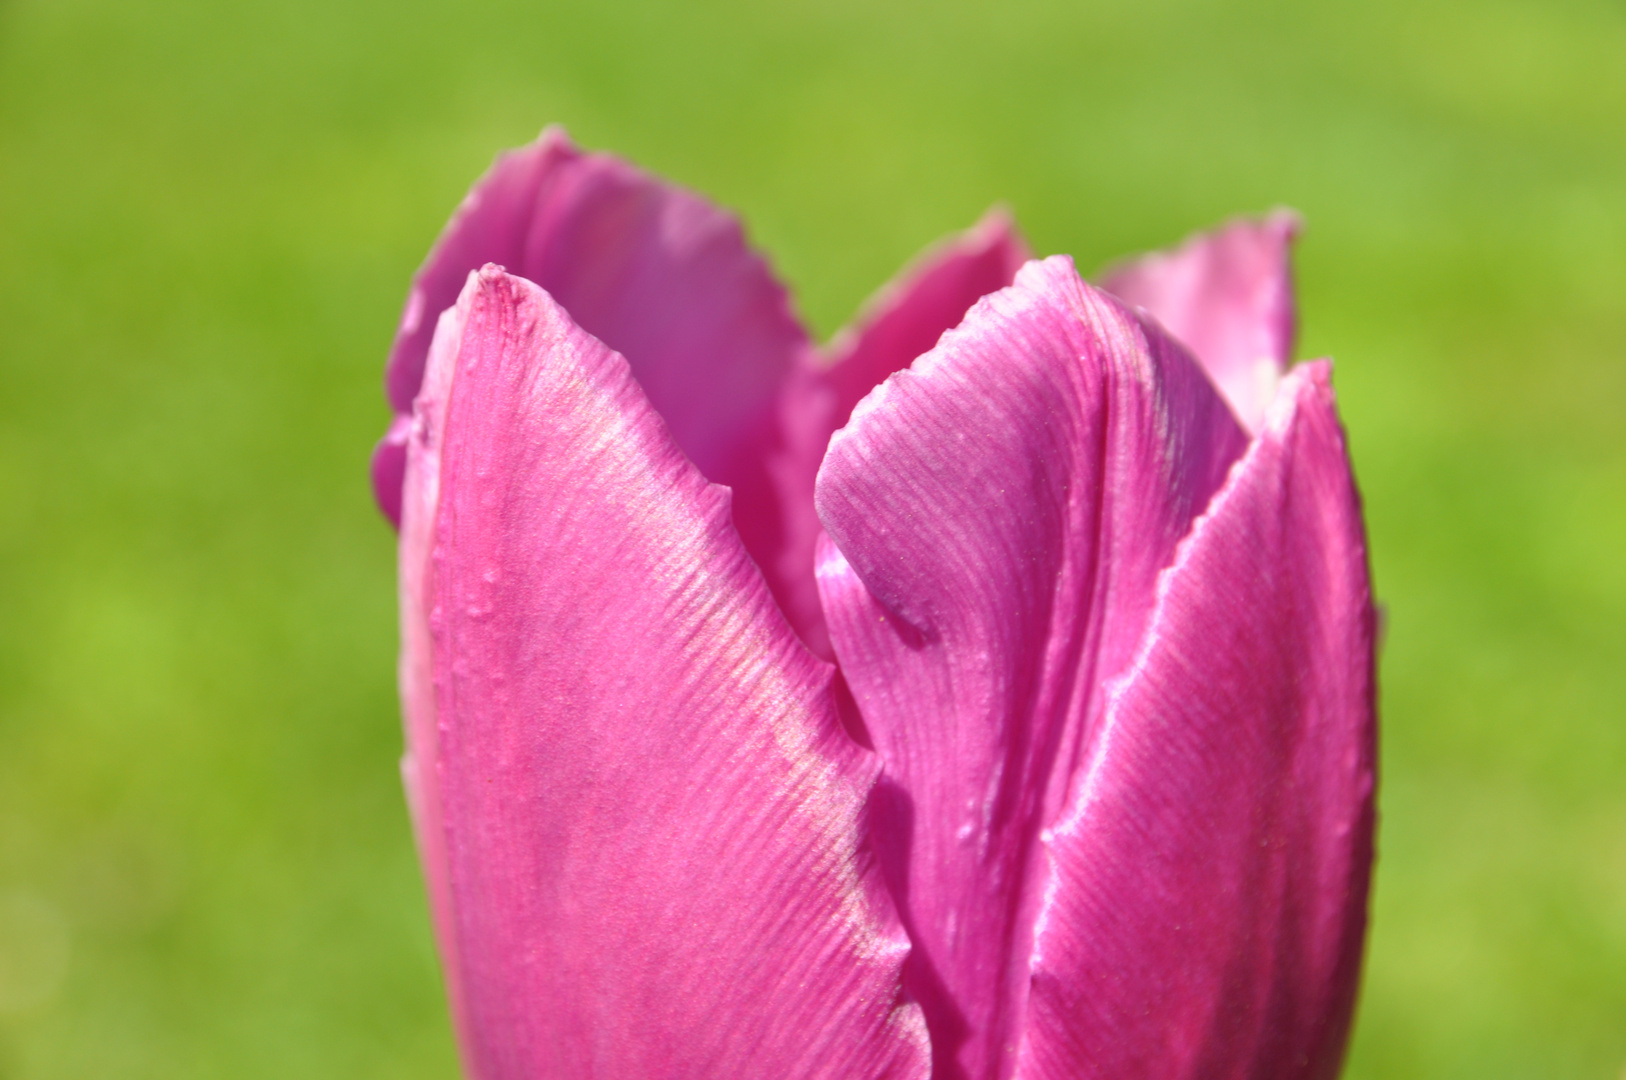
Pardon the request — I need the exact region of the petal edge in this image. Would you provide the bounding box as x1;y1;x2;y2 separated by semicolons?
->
405;266;930;1080
1020;361;1376;1080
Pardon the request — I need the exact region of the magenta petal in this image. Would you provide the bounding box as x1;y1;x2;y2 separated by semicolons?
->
399;266;928;1080
385;127;809;462
824;208;1030;430
398;296;473;1056
1020;363;1376;1080
386;128;576;415
1100;212;1299;433
815;258;1247;1078
763;210;1031;658
369;414;412;528
380;130;820;647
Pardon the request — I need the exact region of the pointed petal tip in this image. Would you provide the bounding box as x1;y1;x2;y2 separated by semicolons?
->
1095;209;1299;284
385;132;584;414
534;121;574;148
404;266;929;1078
384;126;810;442
821;209;1032;429
827;205;1030;354
1266;204;1304;236
817;252;1250;1077
1098;212;1303;435
385;133;830;656
965;203;1031;263
1021;334;1373;1080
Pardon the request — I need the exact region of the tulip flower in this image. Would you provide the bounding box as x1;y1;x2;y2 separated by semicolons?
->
371;127;1376;1080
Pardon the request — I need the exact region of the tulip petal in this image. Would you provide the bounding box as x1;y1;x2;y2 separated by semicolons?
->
1020;362;1376;1080
385;128;577;415
815;257;1247;1079
370;413;412;529
824;208;1030;427
1100;212;1299;434
400;265;929;1080
765;210;1032;658
385;127;808;468
380;128;822;651
399;296;473;1058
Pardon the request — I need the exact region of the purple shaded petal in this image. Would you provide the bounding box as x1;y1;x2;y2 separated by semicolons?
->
815;258;1247;1079
401;266;929;1080
380;129;822;651
1020;362;1376;1080
1100;212;1299;433
824;209;1030;428
766;211;1031;658
385;127;810;463
385;128;577;414
370;414;411;528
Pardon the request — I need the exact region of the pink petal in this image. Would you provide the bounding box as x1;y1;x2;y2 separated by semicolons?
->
824;208;1030;428
385;128;579;415
384;127;809;462
400;265;929;1080
1020;362;1376;1080
814;258;1248;1079
369;414;412;530
380;128;821;652
1099;212;1299;434
765;210;1031;658
399;296;474;1062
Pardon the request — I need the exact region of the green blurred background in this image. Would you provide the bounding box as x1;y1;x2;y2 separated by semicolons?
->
1;0;1623;1074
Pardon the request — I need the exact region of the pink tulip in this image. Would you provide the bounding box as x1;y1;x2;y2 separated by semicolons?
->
371;127;1376;1080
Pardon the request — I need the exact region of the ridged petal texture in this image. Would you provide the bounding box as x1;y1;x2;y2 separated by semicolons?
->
824;209;1030;426
815;257;1253;1080
373;127;823;649
1022;362;1376;1080
398;265;931;1080
382;132;1377;1079
382;126;807;452
1100;213;1299;434
769;209;1031;658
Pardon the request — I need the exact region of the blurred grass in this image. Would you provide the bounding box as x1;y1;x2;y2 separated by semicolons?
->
1;0;1623;1075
